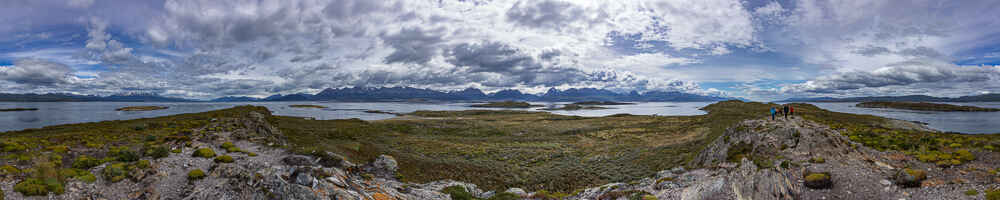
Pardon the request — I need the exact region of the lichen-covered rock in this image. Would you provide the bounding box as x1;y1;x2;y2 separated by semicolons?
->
364;155;399;179
895;168;926;188
803;172;832;189
317;151;355;168
282;155;315;166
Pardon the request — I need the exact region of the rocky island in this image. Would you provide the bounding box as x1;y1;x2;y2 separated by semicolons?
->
288;104;328;109
114;106;169;111
0;108;38;112
857;101;1000;112
468;101;542;108
1;101;999;199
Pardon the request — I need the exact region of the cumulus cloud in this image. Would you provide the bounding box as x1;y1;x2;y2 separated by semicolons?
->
782;60;1000;94
0;59;75;85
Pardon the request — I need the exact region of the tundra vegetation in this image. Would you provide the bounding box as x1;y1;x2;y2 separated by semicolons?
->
0;101;998;197
856;101;1000;112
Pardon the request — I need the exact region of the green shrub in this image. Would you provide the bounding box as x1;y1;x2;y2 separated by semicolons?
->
803;172;832;189
14;178;49;196
136;160;152;169
145;146;170;159
956;149;975;162
114;149;140;162
72;155;103;169
187;169;206;180
1;165;20;174
102;163;128;183
1;141;27;152
221;142;235;149
214;155;234;163
966;189;979;196
192;148;216;158
442;185;475;200
46;145;69;154
988;189;1000;200
171;148;182;153
810;157;825;163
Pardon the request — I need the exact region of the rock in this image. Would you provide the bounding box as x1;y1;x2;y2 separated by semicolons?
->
291;168;315;186
732;158;799;199
481;191;496;199
317;151;355;168
880;179;892;186
680;177;727;200
671;166;686;174
894;168;926;188
283;155;316;166
505;188;528;196
365;155;399;178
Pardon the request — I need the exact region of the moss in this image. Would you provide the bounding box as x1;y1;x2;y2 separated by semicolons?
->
187;169;206;180
0;165;20;174
967;189;979;196
46;145;69;154
442;185;475;200
14;178;50;196
221;142;236;149
803;172;832;189
809;157;825;163
955;149;975;162
655;177;674;184
102;163;128;183
989;190;1000;200
136;160;152;169
192;148;216;158
144;146;170;159
171;148;182;153
1;141;27;152
214;155;234;163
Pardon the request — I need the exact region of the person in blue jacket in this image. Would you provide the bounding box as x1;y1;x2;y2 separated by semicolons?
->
770;107;776;120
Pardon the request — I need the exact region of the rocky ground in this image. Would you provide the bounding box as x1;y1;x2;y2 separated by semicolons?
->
2;111;997;200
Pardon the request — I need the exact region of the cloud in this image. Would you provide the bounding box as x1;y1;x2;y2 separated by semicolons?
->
68;0;95;8
0;59;75;85
783;60;1000;94
505;0;601;31
381;27;446;64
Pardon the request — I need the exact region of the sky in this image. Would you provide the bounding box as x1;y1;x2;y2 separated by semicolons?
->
1;0;999;101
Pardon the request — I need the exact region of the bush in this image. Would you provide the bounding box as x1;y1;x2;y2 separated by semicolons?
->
487;192;521;200
214;155;234;163
988;189;1000;200
136;160;152;169
967;189;979;196
145;146;170;159
1;165;20;174
803;172;832;189
1;141;27;152
14;178;49;196
221;142;235;149
46;145;69;154
72;155;104;169
895;168;926;188
442;185;475;200
810;157;825;164
956;149;975;162
192;148;216;158
102;163;128;183
114;149;140;162
187;169;206;180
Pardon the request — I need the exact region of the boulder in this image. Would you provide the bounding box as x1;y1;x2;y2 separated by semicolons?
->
802;172;832;189
505;188;528;196
283;155;316;166
894;168;926;188
364;155;399;178
317;151;355;168
291;168;315;186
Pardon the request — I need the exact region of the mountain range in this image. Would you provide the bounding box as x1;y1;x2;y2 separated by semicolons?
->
0;87;737;102
779;94;1000;102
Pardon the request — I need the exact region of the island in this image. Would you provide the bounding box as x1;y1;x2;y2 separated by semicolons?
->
363;110;403;116
540;103;610;111
115;106;169;111
468;101;542;108
572;101;635;105
856;101;1000;112
288;104;328;109
0;108;39;112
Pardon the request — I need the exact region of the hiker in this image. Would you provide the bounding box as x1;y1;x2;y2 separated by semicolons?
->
789;105;794;118
783;105;789;119
770;107;776;120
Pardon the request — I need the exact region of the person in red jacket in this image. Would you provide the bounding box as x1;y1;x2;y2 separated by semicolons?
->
789;105;794;118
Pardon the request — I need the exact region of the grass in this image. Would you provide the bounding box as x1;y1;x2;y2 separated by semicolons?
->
115;106;169;111
289;104;327;109
188;169;206;180
857;101;1000;112
469;101;540;108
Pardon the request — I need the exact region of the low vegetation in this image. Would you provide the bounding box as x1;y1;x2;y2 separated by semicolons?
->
188;169;206;180
469;101;540;108
289;104;327;109
115;106;169;111
856;101;1000;112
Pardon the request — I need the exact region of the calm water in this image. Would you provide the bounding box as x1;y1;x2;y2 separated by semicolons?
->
0;101;712;132
807;102;1000;134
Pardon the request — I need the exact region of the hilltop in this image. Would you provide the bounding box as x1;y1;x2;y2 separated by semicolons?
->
1;101;999;199
781;94;1000;102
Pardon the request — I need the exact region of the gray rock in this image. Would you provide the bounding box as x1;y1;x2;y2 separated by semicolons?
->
292;168;315;186
880;179;891;186
283;155;316;166
505;188;528;196
364;155;399;178
318;151;355;168
680;177;727;200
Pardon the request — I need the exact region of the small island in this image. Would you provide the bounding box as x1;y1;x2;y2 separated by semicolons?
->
289;104;328;109
540;104;610;111
856;102;1000;112
115;106;169;111
364;110;403;116
469;101;542;108
0;108;39;112
572;101;634;105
